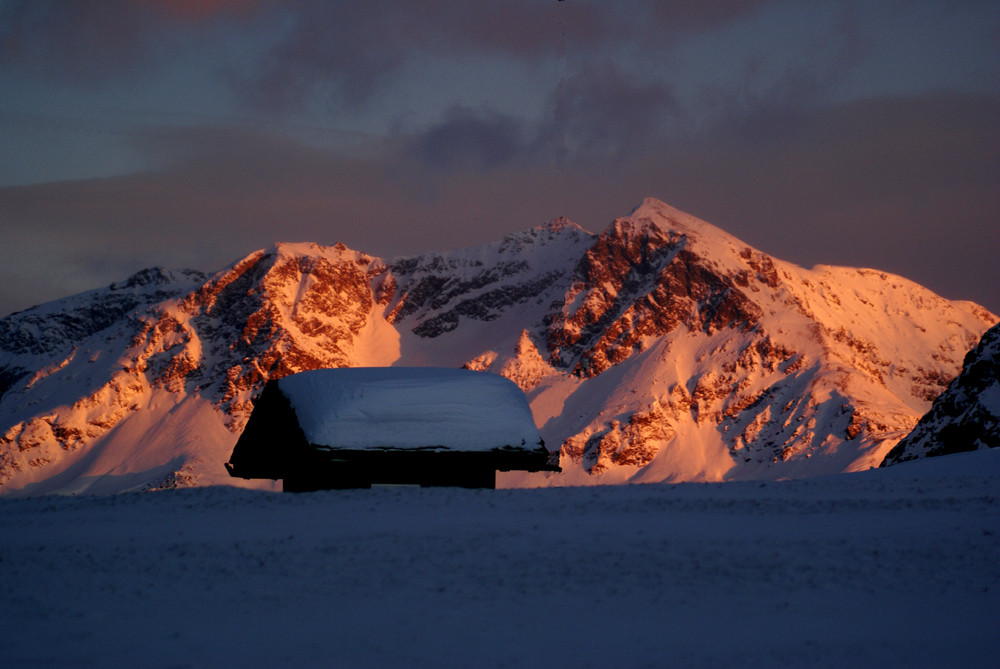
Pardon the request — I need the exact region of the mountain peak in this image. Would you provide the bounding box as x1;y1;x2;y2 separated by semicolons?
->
543;216;588;235
270;241;372;263
627;197;743;244
109;267;207;292
1;199;996;495
629;196;684;219
628;197;718;228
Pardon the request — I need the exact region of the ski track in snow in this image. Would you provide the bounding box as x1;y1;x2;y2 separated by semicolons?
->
1;450;998;668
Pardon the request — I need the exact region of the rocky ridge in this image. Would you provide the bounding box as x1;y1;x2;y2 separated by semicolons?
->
0;198;995;494
881;322;1000;465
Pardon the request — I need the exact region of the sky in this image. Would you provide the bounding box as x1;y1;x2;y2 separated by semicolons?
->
0;0;998;318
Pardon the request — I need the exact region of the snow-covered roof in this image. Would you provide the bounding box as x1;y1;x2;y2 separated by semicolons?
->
276;367;543;452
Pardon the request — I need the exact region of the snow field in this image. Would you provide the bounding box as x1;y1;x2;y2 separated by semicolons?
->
1;449;998;668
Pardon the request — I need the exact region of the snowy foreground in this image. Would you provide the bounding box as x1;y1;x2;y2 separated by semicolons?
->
2;451;998;668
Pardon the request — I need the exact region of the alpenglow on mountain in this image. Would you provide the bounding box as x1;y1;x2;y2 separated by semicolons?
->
0;198;995;494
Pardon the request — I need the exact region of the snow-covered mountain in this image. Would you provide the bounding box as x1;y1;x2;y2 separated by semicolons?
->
0;198;995;494
881;322;1000;465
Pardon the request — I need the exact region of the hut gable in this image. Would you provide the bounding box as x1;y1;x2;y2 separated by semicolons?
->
225;367;558;491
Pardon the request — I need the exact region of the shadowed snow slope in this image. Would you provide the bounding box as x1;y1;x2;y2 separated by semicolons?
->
0;449;997;667
0;198;995;494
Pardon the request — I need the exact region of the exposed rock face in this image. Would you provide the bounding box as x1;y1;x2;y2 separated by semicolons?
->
0;198;995;494
177;244;384;422
0;243;392;489
543;218;762;378
881;323;1000;466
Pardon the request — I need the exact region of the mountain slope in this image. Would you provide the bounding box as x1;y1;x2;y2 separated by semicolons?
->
498;199;995;484
881;322;1000;465
0;198;995;494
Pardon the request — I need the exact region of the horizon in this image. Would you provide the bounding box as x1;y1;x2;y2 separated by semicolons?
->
1;1;998;317
4;195;998;319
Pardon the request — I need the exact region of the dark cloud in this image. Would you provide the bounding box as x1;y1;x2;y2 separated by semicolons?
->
245;3;408;108
2;89;997;319
646;0;773;30
0;0;262;82
755;4;866;110
241;0;611;110
3;0;994;125
1;1;156;82
407;0;608;56
543;62;680;159
151;0;265;22
1;1;998;319
686;2;870;127
399;62;681;170
0;1;611;108
406;107;527;171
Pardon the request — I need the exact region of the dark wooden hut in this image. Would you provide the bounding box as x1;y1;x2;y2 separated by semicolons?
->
225;367;559;491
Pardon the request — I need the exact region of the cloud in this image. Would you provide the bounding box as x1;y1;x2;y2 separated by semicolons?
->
0;0;780;89
240;0;612;110
405;107;527;171
1;1;154;82
646;0;773;31
236;1;790;113
400;62;681;169
0;0;263;83
151;0;265;22
542;62;680;159
0;1;613;110
1;85;997;319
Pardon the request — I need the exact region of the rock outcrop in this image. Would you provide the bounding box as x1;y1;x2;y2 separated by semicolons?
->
881;322;1000;465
